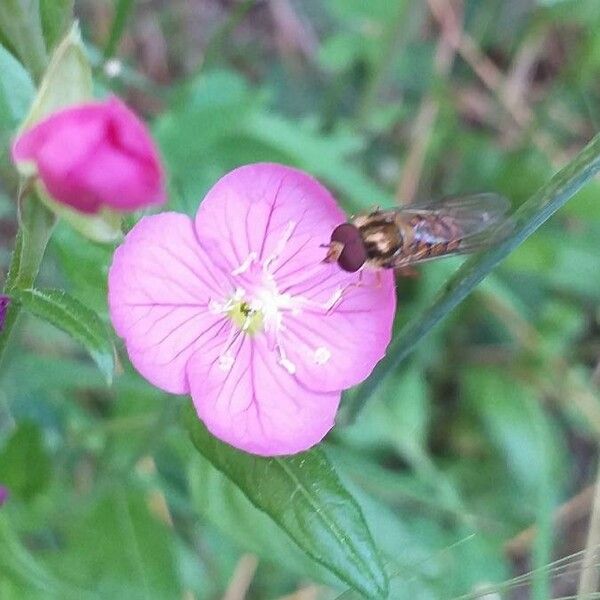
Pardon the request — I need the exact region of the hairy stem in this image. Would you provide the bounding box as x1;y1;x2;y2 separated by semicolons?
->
0;194;56;368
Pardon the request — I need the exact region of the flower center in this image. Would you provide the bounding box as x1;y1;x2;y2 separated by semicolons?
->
228;300;264;335
210;220;348;375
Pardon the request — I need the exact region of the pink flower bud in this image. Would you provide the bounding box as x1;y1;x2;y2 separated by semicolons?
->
12;97;166;214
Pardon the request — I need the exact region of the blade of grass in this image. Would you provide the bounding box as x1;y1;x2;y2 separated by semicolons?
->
531;407;557;600
344;131;600;421
201;0;257;71
578;461;600;597
103;0;136;60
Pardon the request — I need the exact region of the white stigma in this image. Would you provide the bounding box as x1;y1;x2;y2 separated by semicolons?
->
314;346;331;365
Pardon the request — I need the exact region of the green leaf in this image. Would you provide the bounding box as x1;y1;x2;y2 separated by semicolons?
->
0;42;35;182
187;453;344;589
0;422;51;500
103;0;135;60
338;365;431;460
463;368;564;598
0;0;47;81
50;222;114;314
19;22;91;134
184;404;389;599
39;0;73;51
5;197;55;291
243;111;391;213
346;131;600;419
0;43;36;127
44;488;183;599
461;368;564;493
0;514;88;599
11;288;114;383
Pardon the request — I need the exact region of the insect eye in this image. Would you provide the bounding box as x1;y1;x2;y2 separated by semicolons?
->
330;224;367;273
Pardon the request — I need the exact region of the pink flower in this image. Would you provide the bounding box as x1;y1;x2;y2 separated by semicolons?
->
108;164;395;455
12;97;166;214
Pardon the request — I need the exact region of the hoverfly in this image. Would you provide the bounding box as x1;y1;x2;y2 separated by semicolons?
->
323;193;511;273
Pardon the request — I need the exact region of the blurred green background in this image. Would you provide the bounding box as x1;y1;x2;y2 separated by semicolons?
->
1;0;599;598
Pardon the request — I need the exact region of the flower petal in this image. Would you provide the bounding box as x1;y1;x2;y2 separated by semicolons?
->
12;104;104;165
15;108;107;212
108;212;233;394
106;98;164;169
188;334;341;456
79;142;162;211
194;163;348;277
283;269;396;392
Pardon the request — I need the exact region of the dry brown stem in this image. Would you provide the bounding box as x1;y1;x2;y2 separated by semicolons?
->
427;0;566;167
275;585;322;600
222;554;259;600
268;0;318;64
505;485;595;558
396;0;462;204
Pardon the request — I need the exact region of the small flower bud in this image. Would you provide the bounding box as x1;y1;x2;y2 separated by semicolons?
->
12;97;166;214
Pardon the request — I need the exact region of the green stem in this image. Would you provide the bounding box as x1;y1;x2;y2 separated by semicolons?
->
103;0;136;60
0;194;56;369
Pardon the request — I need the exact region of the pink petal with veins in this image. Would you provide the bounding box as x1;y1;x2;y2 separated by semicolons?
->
108;212;231;394
109;163;397;456
193;163;396;393
188;334;341;456
282;270;396;392
194;163;347;274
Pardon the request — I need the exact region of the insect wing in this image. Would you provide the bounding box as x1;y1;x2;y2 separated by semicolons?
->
392;193;511;267
404;193;510;235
